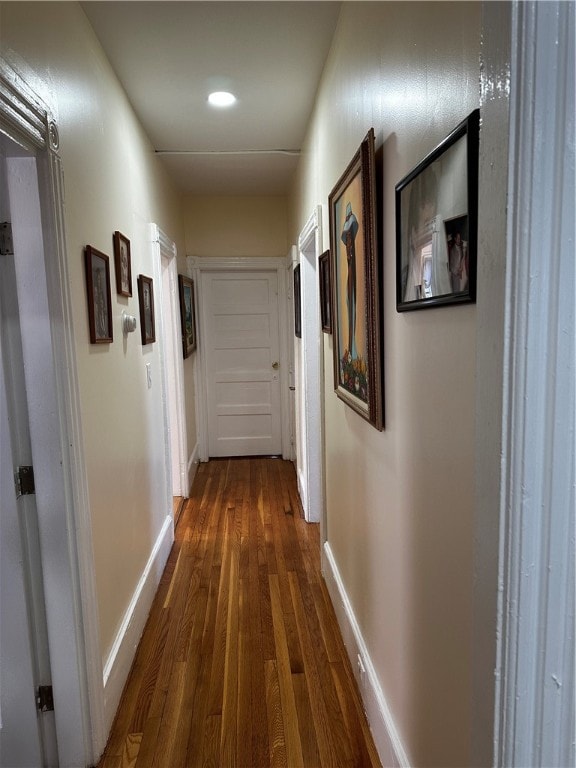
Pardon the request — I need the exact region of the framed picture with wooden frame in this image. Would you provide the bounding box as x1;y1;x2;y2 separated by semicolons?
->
328;128;383;430
178;274;197;358
137;274;155;345
84;245;113;344
395;109;480;311
113;230;132;297
318;249;332;333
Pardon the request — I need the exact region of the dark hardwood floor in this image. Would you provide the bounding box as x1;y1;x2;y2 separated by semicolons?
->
98;458;381;767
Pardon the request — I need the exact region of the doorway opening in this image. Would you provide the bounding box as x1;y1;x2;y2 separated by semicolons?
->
0;137;59;768
0;58;103;765
296;207;325;531
152;225;188;521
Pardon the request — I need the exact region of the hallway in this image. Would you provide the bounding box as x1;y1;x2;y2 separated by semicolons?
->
98;458;380;767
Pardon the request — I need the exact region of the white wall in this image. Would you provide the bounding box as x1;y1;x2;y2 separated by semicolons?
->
0;1;189;680
290;3;481;765
472;3;511;764
183;195;288;257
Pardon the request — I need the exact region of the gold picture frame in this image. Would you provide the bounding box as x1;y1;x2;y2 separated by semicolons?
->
328;128;383;430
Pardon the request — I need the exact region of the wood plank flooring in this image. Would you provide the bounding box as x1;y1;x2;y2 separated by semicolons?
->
98;458;381;768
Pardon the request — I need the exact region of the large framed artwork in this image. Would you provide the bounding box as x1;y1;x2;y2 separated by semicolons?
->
395;108;480;311
137;274;155;345
84;245;113;344
328;128;383;430
178;274;197;358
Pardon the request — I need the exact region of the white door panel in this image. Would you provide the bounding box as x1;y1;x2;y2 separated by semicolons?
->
0;237;46;767
203;271;282;457
0;344;44;768
216;381;272;405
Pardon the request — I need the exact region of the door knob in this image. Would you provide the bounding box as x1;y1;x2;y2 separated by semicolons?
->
272;361;280;370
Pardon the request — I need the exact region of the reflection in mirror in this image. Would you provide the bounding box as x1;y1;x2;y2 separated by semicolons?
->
396;108;479;312
401;137;468;303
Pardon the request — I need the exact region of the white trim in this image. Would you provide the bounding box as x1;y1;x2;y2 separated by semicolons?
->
296;206;324;528
277;261;291;460
102;514;173;734
187;441;200;493
298;207;320;253
473;5;513;763
0;60;50;151
285;245;298;463
156;226;177;261
323;543;411;768
495;3;575;767
43;151;107;764
188;258;209;462
151;224;188;499
0;58;103;765
190;256;289;461
193;255;285;271
151;229;174;523
297;466;307;514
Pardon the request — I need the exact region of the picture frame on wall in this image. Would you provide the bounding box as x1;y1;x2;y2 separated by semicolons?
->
294;264;301;338
318;249;332;334
328;128;383;430
113;230;132;297
395;108;480;311
178;274;197;358
84;245;113;344
137;274;155;345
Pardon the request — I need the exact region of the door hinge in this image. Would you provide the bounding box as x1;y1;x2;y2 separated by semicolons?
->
15;466;35;498
0;222;14;255
36;685;54;713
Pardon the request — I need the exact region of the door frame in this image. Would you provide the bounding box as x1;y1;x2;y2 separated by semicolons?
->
0;154;56;767
473;3;575;765
151;225;188;499
190;256;290;462
286;245;298;463
0;60;104;765
296;207;325;529
492;2;575;765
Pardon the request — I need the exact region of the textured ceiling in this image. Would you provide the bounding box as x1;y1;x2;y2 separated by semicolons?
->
82;1;341;195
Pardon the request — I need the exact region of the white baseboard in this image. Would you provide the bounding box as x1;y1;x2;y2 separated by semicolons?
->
187;442;199;494
322;542;411;768
102;514;174;734
297;466;308;518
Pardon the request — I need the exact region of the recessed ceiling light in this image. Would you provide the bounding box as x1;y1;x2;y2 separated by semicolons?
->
208;91;237;108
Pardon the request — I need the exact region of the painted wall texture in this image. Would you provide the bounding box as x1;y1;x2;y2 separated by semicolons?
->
183;195;288;258
290;3;482;765
1;1;493;764
0;2;190;666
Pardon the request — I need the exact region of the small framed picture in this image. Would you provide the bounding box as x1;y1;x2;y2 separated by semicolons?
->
318;249;332;333
178;275;197;358
84;245;113;344
137;274;155;345
294;264;301;338
113;231;132;297
395;109;480;311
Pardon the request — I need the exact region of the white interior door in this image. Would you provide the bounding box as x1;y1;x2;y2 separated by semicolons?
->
0;301;46;768
0;152;54;765
202;270;282;457
296;208;324;525
0;64;101;765
157;237;187;499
